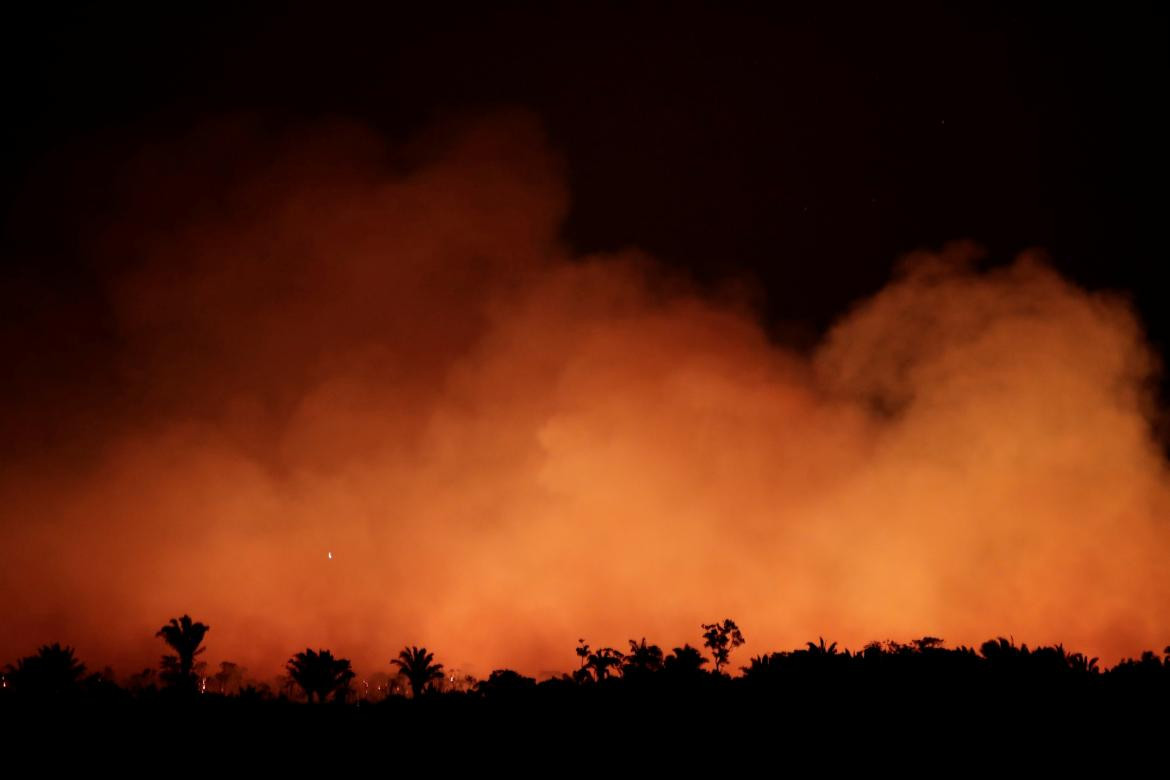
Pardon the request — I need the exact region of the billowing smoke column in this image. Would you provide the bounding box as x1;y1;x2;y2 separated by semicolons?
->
1;112;1167;680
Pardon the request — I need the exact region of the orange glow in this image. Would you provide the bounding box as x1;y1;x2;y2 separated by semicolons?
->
1;112;1167;681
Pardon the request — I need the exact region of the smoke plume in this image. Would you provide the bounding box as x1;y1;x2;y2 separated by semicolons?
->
2;112;1167;680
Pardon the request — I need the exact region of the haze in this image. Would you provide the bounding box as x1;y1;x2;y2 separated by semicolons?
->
2;113;1166;681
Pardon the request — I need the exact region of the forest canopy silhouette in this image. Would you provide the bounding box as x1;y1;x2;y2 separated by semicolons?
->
0;112;1168;683
4;616;1167;716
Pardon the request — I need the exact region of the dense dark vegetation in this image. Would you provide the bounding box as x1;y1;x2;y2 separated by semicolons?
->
3;615;1167;762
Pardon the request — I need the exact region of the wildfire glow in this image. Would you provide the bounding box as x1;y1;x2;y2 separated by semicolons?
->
1;112;1167;681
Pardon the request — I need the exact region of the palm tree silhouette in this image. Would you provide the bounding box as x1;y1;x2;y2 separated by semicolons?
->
286;649;355;703
806;636;839;655
980;636;1026;665
6;643;87;697
391;645;444;698
623;637;664;677
586;647;625;681
575;639;591;670
156;614;210;693
741;652;782;681
1068;652;1100;675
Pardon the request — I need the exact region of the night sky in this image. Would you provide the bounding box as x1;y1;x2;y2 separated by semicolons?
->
5;5;1165;336
1;4;1167;676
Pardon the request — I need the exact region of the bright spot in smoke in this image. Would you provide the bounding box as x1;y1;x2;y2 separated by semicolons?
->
327;551;333;560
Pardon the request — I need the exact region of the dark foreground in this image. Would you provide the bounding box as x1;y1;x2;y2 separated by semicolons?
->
4;642;1168;768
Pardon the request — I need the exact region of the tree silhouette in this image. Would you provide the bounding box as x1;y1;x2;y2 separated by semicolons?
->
980;636;1021;660
126;667;158;693
806;636;839;655
476;669;537;698
575;639;591;669
6;643;87;697
156;614;209;693
1068;653;1100;675
212;661;246;695
586;647;625;681
391;645;444;698
911;636;944;652
4;627;1170;719
979;636;1032;676
664;644;709;676
623;637;665;678
286;649;355;703
701;619;745;674
574;639;593;684
741;652;782;682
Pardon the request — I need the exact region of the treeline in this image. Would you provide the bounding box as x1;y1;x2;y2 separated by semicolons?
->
3;614;1168;708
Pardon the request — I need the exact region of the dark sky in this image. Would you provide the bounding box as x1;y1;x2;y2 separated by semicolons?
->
2;3;1166;394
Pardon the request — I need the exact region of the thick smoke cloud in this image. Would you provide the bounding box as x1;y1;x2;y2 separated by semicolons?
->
2;112;1167;680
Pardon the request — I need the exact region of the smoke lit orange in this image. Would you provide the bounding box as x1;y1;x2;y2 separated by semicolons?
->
2;113;1166;682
